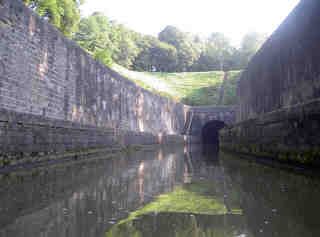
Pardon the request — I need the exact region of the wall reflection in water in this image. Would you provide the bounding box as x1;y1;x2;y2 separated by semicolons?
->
1;145;320;237
0;147;185;237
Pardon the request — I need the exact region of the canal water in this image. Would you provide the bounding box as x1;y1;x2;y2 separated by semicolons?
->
0;145;319;237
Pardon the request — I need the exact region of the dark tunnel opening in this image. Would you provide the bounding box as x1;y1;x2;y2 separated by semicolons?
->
202;120;226;152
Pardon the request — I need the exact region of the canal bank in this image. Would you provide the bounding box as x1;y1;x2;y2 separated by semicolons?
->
0;108;185;172
220;1;320;165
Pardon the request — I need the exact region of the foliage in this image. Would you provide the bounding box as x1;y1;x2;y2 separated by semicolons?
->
159;26;201;72
23;0;83;37
73;13;143;68
110;24;140;68
157;27;266;72
194;33;234;71
239;32;267;68
73;12;114;65
94;49;113;66
133;36;178;72
25;2;266;71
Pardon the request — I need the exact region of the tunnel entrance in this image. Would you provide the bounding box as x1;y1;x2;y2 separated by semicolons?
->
202;120;225;148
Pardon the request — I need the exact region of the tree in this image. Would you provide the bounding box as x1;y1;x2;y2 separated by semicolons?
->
192;33;234;71
23;0;84;37
207;33;233;71
74;14;143;68
94;49;113;66
109;23;141;69
158;26;200;72
133;37;178;72
73;12;114;65
239;32;267;67
158;26;184;48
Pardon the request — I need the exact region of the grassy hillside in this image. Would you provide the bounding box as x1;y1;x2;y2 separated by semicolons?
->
112;64;241;106
222;71;242;106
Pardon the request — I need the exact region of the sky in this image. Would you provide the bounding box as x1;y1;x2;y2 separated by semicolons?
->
80;0;299;46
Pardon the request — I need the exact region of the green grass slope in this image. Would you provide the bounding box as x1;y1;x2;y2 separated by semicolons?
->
112;64;241;106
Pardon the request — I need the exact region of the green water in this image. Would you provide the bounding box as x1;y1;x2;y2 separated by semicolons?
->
0;145;319;237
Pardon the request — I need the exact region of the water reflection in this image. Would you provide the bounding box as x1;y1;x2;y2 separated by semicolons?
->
0;145;320;237
0;148;185;237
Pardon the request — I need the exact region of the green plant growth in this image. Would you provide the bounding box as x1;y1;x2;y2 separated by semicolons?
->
222;71;241;105
106;182;243;237
128;187;227;218
113;64;241;106
106;213;246;237
23;0;83;37
119;182;242;224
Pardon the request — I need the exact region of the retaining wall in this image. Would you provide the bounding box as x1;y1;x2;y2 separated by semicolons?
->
0;108;185;169
0;0;186;169
237;0;320;122
0;0;186;134
221;0;320;165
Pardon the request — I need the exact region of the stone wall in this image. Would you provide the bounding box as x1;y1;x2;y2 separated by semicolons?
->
0;108;185;169
0;0;185;135
183;105;236;136
220;99;320;165
237;0;320;122
0;0;186;168
221;0;320;165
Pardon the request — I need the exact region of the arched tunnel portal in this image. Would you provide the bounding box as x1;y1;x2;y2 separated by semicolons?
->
182;106;236;148
201;120;226;146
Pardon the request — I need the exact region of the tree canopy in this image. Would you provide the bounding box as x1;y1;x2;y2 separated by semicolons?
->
133;36;178;72
159;26;201;72
73;18;267;71
73;12;114;65
239;32;267;67
24;3;267;72
23;0;84;37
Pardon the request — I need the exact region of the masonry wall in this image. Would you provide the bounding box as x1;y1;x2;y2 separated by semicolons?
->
237;0;320;122
221;0;320;166
220;99;320;166
0;0;185;135
0;0;186;168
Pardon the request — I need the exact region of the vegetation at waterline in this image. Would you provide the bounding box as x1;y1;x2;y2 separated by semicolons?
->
106;213;246;237
125;187;227;219
106;182;243;237
113;64;241;106
125;182;241;222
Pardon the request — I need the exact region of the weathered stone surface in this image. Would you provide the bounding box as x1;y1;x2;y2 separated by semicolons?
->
0;108;185;169
221;99;320;166
183;105;236;137
237;0;320;122
0;0;185;134
221;0;320;165
0;0;188;168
